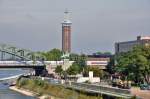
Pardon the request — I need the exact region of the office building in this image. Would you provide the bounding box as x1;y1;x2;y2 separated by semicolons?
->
115;36;150;54
86;54;112;69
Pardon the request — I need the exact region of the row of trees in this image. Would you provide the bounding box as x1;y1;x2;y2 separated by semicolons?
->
39;48;87;61
55;54;87;76
38;48;111;78
55;64;108;79
38;46;150;85
113;46;150;84
41;48;62;61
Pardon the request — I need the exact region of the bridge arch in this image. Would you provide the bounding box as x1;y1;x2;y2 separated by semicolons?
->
0;44;47;76
0;44;45;61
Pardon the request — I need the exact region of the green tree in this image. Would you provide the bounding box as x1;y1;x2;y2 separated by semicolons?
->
95;52;102;55
104;52;112;55
69;53;87;73
115;46;150;84
77;54;87;68
69;53;79;61
107;55;115;74
94;51;112;55
66;63;81;75
55;65;63;76
43;48;62;61
83;67;104;77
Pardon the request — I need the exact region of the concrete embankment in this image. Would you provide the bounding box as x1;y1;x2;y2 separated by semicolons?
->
9;86;35;97
9;86;54;99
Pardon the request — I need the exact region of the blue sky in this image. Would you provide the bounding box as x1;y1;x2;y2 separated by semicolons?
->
0;0;150;54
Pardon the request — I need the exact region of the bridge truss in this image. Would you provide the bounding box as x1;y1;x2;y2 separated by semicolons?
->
0;44;45;61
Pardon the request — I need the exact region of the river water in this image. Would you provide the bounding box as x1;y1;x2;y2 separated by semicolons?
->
0;69;36;99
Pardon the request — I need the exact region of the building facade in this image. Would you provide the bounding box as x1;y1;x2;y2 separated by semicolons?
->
62;10;72;53
86;54;112;69
115;36;150;54
45;61;74;74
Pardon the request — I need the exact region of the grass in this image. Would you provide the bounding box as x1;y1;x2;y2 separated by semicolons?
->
16;77;136;99
16;77;103;99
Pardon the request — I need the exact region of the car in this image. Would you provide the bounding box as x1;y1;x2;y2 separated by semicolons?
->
147;84;150;90
140;84;150;90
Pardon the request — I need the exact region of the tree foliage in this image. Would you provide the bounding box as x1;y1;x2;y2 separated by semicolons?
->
107;55;115;74
93;51;112;55
42;48;62;61
66;62;81;75
115;46;150;84
69;53;79;61
83;66;104;77
66;54;87;75
70;54;86;66
55;65;63;76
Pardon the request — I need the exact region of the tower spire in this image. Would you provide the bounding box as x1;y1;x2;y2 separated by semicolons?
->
64;9;69;20
63;9;71;24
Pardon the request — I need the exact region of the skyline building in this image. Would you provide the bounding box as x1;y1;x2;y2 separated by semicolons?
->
62;10;72;54
115;36;150;54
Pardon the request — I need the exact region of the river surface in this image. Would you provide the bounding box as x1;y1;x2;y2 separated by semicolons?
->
0;69;36;99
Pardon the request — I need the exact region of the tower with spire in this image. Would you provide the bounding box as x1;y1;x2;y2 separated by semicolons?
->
62;9;72;54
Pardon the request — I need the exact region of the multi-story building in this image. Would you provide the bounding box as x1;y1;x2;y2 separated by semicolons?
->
115;36;150;54
62;10;72;53
86;54;112;69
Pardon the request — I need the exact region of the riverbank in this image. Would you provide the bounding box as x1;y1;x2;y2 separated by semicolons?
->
9;86;35;97
15;77;104;99
9;86;54;99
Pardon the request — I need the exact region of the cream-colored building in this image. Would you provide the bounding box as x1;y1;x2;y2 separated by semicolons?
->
45;61;74;74
86;54;111;69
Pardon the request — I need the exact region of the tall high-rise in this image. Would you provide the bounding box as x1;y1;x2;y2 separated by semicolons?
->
62;10;72;54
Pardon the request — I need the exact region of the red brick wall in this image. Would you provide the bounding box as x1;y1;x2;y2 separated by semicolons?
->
62;25;71;53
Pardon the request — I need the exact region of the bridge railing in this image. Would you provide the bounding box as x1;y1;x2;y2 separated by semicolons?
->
0;61;44;66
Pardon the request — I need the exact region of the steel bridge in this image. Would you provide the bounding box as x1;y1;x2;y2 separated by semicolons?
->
0;43;45;61
0;44;46;76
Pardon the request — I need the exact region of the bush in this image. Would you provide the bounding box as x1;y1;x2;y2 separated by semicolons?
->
17;78;28;87
33;79;45;87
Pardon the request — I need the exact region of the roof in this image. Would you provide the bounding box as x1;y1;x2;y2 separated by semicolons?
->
88;54;112;58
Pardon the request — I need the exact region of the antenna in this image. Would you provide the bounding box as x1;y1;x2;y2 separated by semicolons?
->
64;9;71;21
64;8;69;14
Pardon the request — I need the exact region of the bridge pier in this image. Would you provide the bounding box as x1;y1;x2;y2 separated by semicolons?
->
34;68;43;76
34;66;47;76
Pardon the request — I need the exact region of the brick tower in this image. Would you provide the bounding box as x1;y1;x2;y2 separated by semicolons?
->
62;10;72;54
